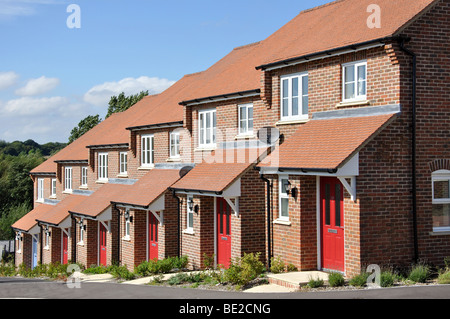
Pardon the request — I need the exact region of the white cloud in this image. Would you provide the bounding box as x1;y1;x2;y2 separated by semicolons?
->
0;96;68;116
0;71;19;90
15;76;60;96
83;76;175;107
0;0;60;19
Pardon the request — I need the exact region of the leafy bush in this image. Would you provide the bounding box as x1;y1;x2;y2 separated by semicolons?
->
109;265;135;281
380;271;395;287
223;253;265;286
0;261;15;277
134;256;189;277
308;276;324;288
328;272;345;287
349;273;369;287
438;270;450;284
408;264;430;283
286;264;298;272
270;256;285;274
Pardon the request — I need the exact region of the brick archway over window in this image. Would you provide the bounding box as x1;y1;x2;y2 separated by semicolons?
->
428;159;450;173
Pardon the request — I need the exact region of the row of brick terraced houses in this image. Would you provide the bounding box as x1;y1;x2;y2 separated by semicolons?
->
12;0;450;278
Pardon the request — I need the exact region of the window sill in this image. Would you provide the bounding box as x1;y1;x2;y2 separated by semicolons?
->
49;195;57;199
79;185;89;190
122;236;131;241
195;146;217;152
430;229;450;236
235;134;256;140
35;199;44;203
62;190;73;194
183;229;195;235
337;99;370;108
167;157;181;162
275;118;309;126
77;242;84;246
117;174;128;178
273;219;291;226
95;179;108;184
138;165;155;170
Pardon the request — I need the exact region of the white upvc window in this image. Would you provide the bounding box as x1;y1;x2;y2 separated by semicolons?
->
342;60;367;102
281;72;308;121
51;178;56;197
98;153;108;181
279;175;290;221
79;222;84;245
238;103;254;135
198;109;217;148
125;215;131;239
141;134;155;167
44;230;50;249
186;195;194;232
37;178;44;201
64;167;72;192
432;170;450;232
119;152;128;175
81;167;88;187
170;131;180;158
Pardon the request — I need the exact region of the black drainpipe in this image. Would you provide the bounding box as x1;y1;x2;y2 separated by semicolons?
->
117;207;121;265
399;37;418;263
172;190;182;258
72;215;77;262
39;224;43;265
259;172;272;270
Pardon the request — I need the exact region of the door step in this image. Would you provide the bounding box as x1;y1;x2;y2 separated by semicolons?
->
267;271;329;290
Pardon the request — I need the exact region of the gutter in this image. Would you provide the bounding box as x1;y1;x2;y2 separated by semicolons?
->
398;36;419;263
179;89;261;107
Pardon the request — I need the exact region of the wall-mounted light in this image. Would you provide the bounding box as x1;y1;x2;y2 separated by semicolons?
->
285;180;298;198
188;198;199;213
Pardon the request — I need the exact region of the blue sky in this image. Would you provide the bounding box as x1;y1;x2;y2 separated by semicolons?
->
0;0;330;144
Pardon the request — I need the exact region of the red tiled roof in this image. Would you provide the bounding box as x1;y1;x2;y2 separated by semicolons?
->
170;148;268;193
258;114;396;170
69;184;130;218
12;204;53;232
112;169;181;207
180;0;436;102
36;195;86;226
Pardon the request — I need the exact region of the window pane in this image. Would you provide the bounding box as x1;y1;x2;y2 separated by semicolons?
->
434;180;450;199
325;184;330;225
292;97;299;116
345;65;355;82
282;79;289;98
188;211;193;228
345;83;355;100
292;77;298;98
302;76;309;115
205;112;211;144
212;111;217;143
335;183;341;227
302;76;309;95
433;204;450;228
281;198;289;218
151;137;154;164
282;98;289;117
281;179;289;194
358;80;366;96
358;65;366;81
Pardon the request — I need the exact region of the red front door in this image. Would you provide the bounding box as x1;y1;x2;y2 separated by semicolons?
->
99;223;107;266
217;198;232;268
148;212;158;261
62;230;69;265
321;177;345;272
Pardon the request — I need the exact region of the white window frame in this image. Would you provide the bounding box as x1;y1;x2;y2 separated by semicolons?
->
170;131;180;158
198;109;217;148
280;72;309;121
432;170;450;232
141;134;155;167
51;178;57;197
279;175;290;221
37;178;44;202
98;153;108;181
186;195;194;232
44;231;50;250
81;167;88;187
79;223;84;245
342;60;367;102
238;103;254;136
64;167;72;192
125;216;131;239
119;152;128;175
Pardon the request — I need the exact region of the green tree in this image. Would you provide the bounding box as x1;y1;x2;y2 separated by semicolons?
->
68;114;102;144
105;91;148;119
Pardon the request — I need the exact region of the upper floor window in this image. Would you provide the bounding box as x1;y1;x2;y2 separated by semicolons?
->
239;103;254;135
64;167;72;192
170;131;180;158
343;60;367;102
37;178;44;201
281;73;308;121
81;167;88;187
141;134;154;167
51;178;56;197
119;152;128;175
198;109;216;148
98;153;108;181
432;170;450;232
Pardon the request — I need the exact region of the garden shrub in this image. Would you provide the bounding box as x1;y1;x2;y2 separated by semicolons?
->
270;256;285;274
328;272;345;287
408;264;430;283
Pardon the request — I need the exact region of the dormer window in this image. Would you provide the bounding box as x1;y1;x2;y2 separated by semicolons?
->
198;109;216;148
141;134;154;167
98;153;108;181
64;167;72;192
342;60;367;102
281;72;308;121
239;103;254;136
37;178;44;202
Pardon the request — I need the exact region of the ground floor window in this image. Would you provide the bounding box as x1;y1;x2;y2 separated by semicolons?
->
432;170;450;231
